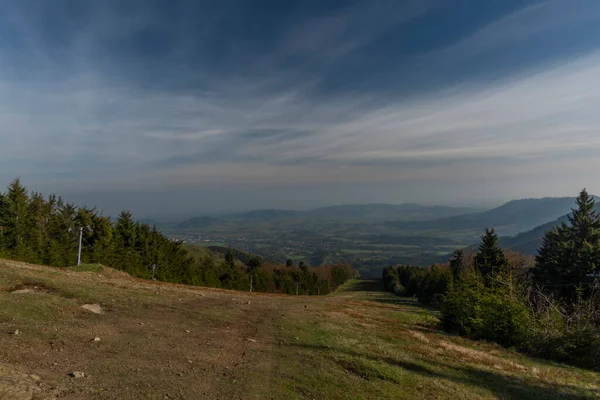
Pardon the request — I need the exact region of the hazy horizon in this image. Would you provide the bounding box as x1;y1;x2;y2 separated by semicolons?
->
2;0;600;216
57;186;581;221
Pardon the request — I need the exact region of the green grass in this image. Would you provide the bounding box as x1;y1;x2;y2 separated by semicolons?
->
68;263;104;273
272;280;600;399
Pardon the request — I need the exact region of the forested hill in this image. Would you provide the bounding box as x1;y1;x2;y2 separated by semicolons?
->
0;178;194;282
498;203;600;255
174;203;479;228
386;196;579;235
0;178;355;295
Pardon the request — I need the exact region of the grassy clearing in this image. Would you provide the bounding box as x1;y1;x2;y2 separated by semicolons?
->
0;260;598;399
67;263;104;273
273;280;600;400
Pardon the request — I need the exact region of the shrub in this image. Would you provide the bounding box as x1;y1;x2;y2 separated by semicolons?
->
442;273;531;347
382;266;400;293
525;287;600;369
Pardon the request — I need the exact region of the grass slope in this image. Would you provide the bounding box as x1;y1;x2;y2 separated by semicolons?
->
0;260;598;399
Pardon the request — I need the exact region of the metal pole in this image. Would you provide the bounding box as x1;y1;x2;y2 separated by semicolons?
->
250;274;253;292
296;281;299;295
77;227;83;266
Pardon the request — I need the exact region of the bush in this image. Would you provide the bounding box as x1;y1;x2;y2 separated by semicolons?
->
384;264;451;305
525;288;600;369
417;265;451;305
442;273;531;347
393;282;405;296
382;266;400;293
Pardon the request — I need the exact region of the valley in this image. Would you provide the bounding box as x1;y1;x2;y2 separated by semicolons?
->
159;197;583;275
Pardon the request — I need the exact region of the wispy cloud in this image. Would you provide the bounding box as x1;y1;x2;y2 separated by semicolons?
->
1;0;600;212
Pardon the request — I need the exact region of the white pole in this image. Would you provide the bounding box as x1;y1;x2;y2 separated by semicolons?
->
77;227;83;266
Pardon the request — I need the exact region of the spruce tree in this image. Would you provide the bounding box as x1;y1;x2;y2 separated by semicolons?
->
449;249;464;282
0;192;7;256
475;229;508;277
534;189;600;299
3;178;32;260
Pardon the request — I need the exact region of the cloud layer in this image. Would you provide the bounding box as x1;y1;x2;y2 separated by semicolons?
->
1;0;600;215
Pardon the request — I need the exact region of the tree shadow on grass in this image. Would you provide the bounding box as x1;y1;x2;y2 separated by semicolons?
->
352;279;385;292
350;279;436;311
288;343;598;400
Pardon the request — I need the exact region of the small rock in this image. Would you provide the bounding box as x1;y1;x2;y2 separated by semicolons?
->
184;330;190;333
30;374;41;381
68;371;85;378
246;338;257;343
81;304;103;314
8;329;20;335
11;289;34;294
92;337;101;342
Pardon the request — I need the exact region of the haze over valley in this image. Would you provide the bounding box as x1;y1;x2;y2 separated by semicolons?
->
158;196;588;276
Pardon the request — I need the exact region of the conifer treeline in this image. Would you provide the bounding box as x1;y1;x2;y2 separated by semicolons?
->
0;178;194;281
0;178;355;294
382;189;600;369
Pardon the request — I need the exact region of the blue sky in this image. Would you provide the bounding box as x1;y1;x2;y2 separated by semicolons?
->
2;0;600;217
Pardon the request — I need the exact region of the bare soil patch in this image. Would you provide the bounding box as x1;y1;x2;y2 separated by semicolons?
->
0;364;41;400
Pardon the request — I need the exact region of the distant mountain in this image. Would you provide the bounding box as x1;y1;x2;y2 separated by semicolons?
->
226;209;303;220
221;203;479;222
498;203;600;255
389;197;578;236
306;203;479;221
173;216;222;230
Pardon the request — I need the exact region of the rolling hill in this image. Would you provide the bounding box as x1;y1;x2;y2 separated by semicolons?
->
497;203;600;255
388;197;578;236
173;203;480;229
303;203;479;221
173;216;222;230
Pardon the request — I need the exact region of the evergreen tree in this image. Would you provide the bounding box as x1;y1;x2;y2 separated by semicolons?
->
475;229;508;278
0;192;6;256
47;199;78;266
28;192;48;264
449;249;464;282
225;251;235;268
113;211;139;272
3;178;32;260
247;256;263;273
534;189;600;299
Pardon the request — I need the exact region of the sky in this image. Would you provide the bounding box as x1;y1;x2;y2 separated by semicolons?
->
2;0;600;218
